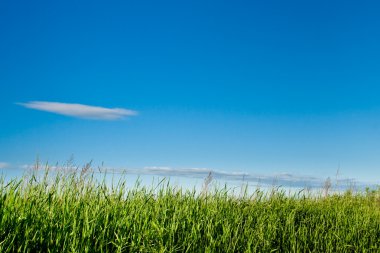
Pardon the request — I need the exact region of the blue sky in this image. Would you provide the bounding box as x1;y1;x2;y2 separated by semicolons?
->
1;0;380;184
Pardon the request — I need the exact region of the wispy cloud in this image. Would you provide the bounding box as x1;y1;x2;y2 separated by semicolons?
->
120;167;363;189
0;162;10;169
115;167;328;188
18;162;365;190
17;101;138;120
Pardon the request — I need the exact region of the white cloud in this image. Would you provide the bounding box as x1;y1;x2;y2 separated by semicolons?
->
117;167;365;189
17;163;366;190
118;166;327;188
0;162;10;169
17;101;138;120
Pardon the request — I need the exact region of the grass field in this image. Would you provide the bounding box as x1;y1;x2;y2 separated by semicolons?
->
0;169;380;252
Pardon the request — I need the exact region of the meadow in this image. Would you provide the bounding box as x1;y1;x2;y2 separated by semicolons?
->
0;168;380;252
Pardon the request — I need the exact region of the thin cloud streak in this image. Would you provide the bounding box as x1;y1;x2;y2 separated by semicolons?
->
19;163;364;190
0;162;10;169
17;101;138;120
118;167;359;189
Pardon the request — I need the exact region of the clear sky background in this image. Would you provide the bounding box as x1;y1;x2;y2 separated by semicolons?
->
1;0;380;183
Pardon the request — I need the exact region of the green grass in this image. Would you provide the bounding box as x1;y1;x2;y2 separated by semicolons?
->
0;170;380;252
